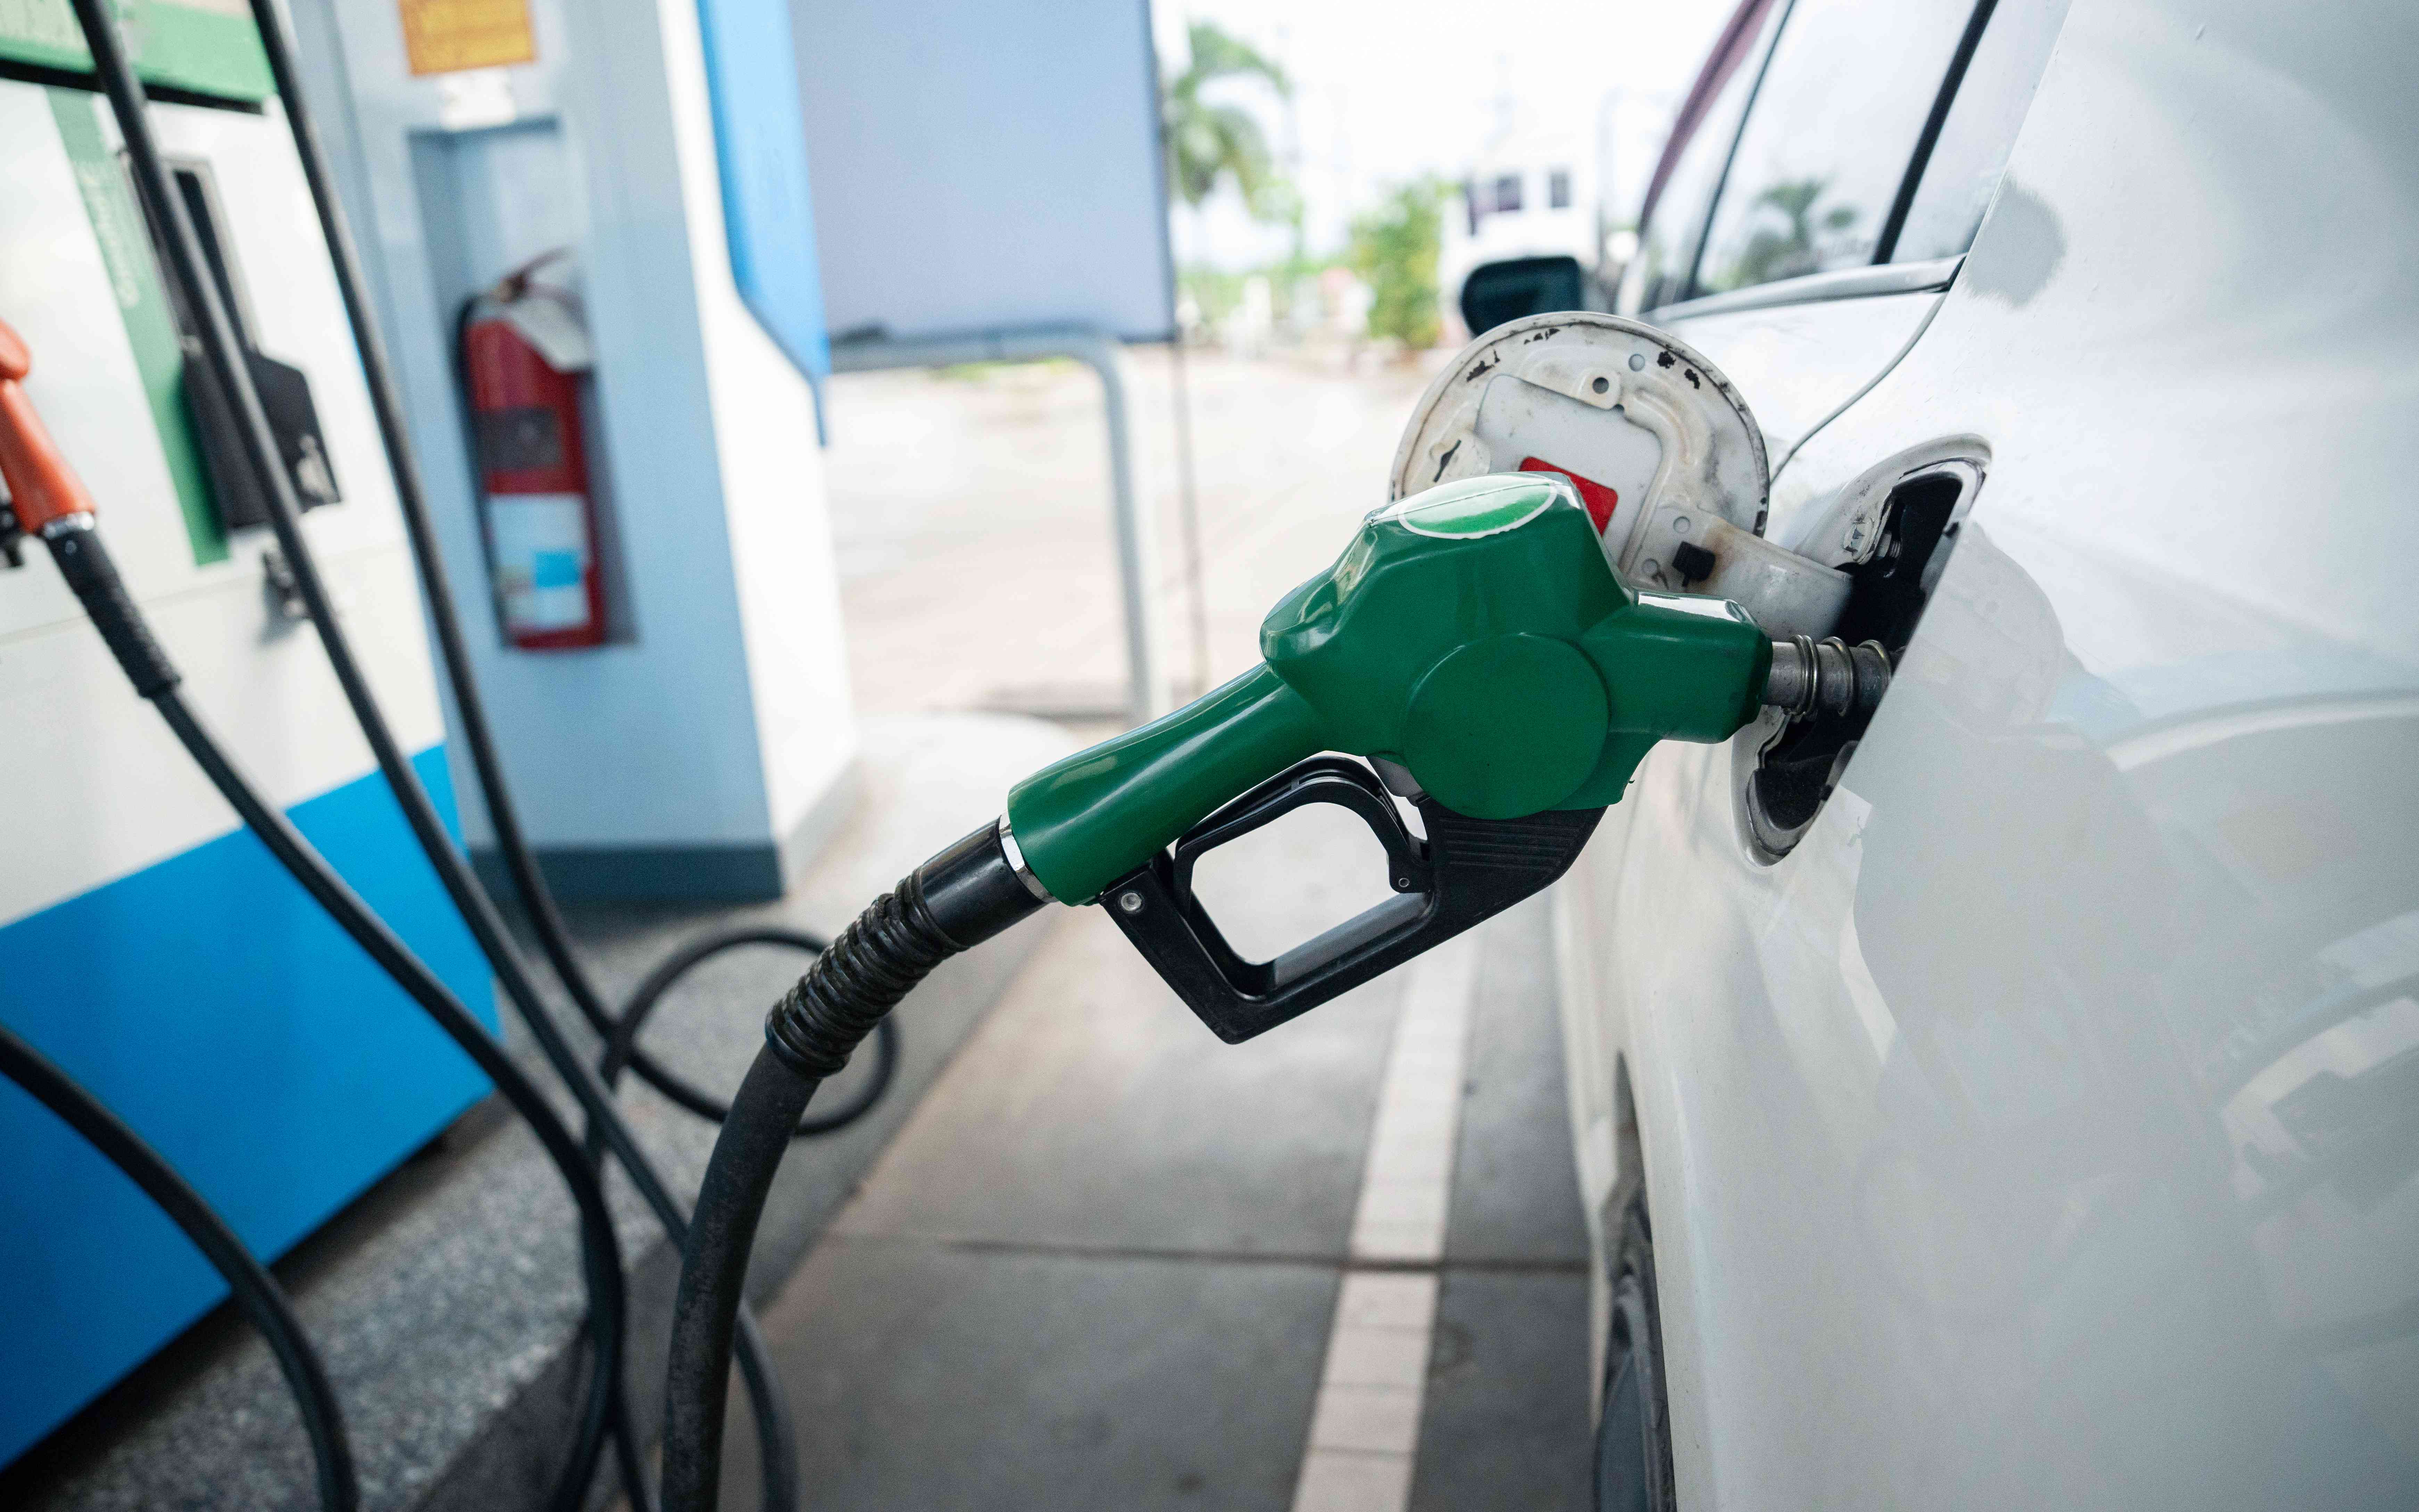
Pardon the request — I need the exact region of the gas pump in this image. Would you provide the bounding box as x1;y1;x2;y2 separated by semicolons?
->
0;0;506;1477
5;1;842;1503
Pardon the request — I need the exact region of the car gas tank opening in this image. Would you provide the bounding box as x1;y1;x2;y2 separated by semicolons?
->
1734;456;1982;862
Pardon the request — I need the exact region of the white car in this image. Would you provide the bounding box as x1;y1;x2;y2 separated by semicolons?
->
1549;0;2419;1505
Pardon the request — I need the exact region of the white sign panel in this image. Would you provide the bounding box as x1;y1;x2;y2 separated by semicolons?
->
791;0;1175;345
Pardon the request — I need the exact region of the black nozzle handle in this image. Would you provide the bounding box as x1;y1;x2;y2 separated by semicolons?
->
1103;755;1602;1043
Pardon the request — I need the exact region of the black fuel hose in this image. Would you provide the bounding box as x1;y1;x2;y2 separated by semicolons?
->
149;668;628;1512
88;0;807;1503
262;0;871;1485
0;1021;360;1512
64;6;633;1504
597;928;897;1138
661;823;1046;1511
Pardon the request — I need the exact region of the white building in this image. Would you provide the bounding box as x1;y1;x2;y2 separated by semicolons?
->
1440;109;1603;341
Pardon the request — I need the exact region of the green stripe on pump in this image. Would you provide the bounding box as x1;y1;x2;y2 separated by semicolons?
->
49;86;228;564
3;1;274;104
0;0;86;71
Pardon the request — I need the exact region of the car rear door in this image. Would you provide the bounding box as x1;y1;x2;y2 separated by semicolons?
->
1585;0;2419;1506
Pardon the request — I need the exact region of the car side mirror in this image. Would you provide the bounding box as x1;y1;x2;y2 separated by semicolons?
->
1459;255;1588;339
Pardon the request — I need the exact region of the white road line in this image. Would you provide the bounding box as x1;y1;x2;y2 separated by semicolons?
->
1292;929;1484;1512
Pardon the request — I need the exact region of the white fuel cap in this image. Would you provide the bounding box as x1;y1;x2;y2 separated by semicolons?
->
1389;314;1810;610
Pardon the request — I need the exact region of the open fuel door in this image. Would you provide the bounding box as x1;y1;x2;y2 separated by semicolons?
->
1390;312;1848;638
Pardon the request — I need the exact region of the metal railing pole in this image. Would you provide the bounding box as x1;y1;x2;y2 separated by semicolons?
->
829;326;1164;724
1063;333;1165;722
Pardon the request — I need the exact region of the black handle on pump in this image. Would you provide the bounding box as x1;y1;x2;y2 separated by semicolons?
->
1099;755;1603;1043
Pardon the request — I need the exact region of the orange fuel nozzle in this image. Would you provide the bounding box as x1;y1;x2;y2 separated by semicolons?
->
0;314;179;694
0;315;100;536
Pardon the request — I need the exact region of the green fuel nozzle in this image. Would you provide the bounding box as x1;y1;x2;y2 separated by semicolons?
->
999;472;1833;1043
1008;473;1771;902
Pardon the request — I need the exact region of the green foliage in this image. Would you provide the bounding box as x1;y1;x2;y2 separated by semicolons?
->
1163;22;1294;225
936;358;1079;384
1179;251;1342;331
1349;178;1447;349
1179;265;1248;327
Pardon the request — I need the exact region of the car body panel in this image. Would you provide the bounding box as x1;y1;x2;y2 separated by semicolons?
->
1559;0;2419;1504
1649;288;1942;474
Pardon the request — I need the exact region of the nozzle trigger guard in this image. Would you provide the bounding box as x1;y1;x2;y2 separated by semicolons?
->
1102;756;1603;1043
1170;756;1431;903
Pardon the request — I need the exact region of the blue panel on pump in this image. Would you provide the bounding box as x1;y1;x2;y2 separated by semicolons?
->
694;0;831;407
0;747;494;1467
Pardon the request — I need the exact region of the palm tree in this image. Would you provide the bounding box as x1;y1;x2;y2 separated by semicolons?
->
1159;22;1294;698
1350;178;1446;350
1163;22;1292;222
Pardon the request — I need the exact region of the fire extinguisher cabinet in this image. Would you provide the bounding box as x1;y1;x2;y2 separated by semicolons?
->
461;285;609;650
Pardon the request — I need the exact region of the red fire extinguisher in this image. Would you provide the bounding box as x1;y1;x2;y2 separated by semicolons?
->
457;251;606;649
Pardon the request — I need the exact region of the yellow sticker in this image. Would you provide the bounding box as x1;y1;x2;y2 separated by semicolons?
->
397;0;536;76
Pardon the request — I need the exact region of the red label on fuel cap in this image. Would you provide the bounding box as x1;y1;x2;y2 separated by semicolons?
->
1517;457;1618;535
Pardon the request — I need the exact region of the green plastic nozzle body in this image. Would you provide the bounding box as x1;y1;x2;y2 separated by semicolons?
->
1006;474;1772;903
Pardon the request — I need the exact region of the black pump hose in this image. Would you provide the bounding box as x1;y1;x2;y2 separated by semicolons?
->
156;679;629;1512
0;1021;360;1512
238;0;807;1502
259;0;863;1485
661;823;1047;1511
60;7;632;1505
47;524;628;1512
596;928;898;1139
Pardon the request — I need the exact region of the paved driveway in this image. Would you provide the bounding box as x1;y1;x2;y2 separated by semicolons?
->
823;347;1443;716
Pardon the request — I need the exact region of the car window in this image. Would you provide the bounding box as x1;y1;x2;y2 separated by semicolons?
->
1627;0;1787;313
1889;0;2072;263
1693;0;1981;297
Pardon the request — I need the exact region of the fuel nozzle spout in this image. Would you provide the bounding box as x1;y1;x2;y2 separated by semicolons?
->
1761;635;1893;723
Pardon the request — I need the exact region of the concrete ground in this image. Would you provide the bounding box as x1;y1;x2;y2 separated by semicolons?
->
824;344;1446;714
715;885;1592;1512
